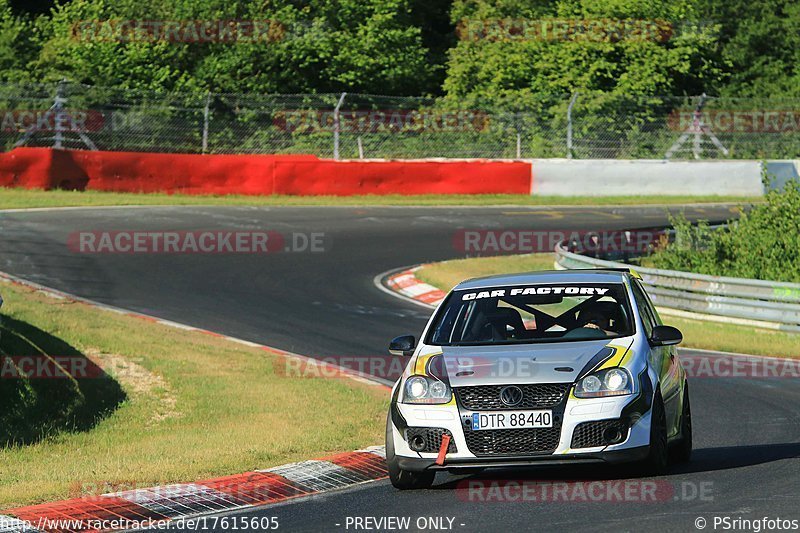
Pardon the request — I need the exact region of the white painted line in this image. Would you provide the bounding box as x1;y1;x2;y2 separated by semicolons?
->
0;205;166;214
382;267;445;306
154;320;199;331
396;281;439;298
223;338;265;348
0;202;756;216
373;267;436;310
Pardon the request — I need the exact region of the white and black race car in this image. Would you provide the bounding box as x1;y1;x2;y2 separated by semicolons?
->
386;269;691;489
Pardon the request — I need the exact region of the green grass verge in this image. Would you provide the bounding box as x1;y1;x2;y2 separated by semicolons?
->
0;188;761;209
416;254;800;359
0;281;388;508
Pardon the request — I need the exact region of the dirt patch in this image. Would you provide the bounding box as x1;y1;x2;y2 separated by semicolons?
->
86;348;181;424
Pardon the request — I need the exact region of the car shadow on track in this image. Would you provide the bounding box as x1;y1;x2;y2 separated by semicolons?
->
427;442;800;489
670;442;800;474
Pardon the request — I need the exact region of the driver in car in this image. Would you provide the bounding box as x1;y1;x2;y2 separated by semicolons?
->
579;308;618;336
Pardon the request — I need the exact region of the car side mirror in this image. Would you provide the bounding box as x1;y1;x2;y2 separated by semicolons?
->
389;335;416;357
649;325;683;346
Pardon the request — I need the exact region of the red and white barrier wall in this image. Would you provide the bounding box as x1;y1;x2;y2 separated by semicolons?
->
0;148;532;196
0;147;778;197
528;159;766;196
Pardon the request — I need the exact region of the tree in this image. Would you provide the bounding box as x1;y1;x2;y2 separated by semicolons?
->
28;0;438;95
442;0;723;107
696;0;800;97
0;0;37;82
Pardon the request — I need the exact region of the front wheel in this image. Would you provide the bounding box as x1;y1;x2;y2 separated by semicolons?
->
670;384;692;463
386;415;435;490
641;391;669;476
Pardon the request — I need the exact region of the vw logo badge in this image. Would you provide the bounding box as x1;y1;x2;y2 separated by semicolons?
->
499;385;523;407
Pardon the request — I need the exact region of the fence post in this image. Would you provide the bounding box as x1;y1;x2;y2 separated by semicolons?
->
512;111;522;158
53;80;67;149
333;92;347;160
692;93;704;159
202;92;211;154
566;92;579;159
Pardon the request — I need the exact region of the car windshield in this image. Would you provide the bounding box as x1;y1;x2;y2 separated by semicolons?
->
427;282;634;346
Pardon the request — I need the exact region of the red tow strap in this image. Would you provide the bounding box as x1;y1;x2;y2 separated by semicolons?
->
435;434;451;465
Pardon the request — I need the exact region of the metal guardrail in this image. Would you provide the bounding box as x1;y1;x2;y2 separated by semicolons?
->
555;243;800;333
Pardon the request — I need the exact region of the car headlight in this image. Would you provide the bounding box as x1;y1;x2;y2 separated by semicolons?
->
575;368;632;398
403;375;451;404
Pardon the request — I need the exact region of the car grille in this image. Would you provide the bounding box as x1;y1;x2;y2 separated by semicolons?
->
455;383;570;411
571;419;629;449
405;427;457;453
463;426;562;456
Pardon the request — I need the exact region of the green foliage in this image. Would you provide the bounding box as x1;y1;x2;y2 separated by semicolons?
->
0;0;799;159
650;183;800;282
0;0;37;82
696;0;800;97
2;0;800;101
442;0;722;108
15;0;441;95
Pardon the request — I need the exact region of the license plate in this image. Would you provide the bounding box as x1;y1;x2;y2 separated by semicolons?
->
472;410;553;430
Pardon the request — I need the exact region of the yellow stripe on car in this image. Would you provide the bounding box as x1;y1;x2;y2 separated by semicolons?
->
414;351;443;376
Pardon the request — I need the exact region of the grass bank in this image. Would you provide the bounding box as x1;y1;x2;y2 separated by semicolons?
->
0;188;760;209
416;254;800;359
0;281;388;508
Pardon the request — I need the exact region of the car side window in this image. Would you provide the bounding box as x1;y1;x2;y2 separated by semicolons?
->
635;280;663;325
630;281;657;337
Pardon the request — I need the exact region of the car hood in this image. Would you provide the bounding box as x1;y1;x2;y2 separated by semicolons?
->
439;337;633;387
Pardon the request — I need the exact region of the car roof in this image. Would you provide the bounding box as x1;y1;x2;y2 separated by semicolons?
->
454;269;630;291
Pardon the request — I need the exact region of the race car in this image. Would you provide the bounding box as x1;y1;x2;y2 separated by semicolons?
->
386;269;691;489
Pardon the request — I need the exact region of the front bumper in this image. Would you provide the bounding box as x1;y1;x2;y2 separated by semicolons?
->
390;390;653;470
398;445;649;472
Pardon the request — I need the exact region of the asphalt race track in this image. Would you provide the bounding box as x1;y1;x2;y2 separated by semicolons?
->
1;204;798;532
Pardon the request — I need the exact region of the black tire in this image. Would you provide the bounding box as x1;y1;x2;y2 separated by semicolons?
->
386;414;435;490
670;384;692;463
641;391;669;476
